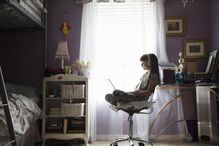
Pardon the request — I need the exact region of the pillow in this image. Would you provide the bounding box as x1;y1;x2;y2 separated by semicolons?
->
5;83;42;97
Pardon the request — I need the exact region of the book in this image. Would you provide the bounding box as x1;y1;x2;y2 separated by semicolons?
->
63;119;68;134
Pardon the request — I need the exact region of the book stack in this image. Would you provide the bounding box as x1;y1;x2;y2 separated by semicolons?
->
62;117;85;134
46;119;63;133
67;117;85;133
49;108;61;116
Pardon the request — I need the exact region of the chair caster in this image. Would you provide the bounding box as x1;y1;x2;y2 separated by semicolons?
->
110;142;118;146
139;142;145;146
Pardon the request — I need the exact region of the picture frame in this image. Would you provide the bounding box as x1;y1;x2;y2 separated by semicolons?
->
165;16;185;36
186;60;199;74
183;40;206;59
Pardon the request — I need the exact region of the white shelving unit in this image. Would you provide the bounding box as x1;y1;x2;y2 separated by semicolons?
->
42;74;89;143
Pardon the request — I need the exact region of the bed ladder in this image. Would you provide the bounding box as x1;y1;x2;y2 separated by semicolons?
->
0;66;17;146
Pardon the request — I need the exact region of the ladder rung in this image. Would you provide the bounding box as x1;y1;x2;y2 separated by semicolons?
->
0;104;8;108
2;140;16;146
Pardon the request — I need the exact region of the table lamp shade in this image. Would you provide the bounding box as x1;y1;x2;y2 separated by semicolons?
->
55;41;70;69
55;41;70;59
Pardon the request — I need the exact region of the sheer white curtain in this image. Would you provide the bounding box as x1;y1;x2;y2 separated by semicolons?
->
79;0;168;142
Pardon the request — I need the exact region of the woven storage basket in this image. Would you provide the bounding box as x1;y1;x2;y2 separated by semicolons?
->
61;103;84;116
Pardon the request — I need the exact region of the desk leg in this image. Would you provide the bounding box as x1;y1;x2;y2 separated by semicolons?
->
149;94;181;135
149;92;192;141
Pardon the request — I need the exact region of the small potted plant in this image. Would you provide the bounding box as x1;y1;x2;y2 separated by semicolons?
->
72;59;90;76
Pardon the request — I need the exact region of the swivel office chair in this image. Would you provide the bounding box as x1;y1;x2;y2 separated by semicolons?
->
109;95;154;146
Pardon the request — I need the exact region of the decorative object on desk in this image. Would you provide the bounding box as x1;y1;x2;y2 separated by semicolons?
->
159;63;177;84
178;52;184;73
55;41;70;69
72;59;90;76
64;65;71;74
176;52;184;83
175;72;184;84
183;39;206;58
165;16;185;36
44;68;64;77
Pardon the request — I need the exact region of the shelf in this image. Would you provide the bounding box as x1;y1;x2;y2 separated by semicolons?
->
42;75;89;143
45;115;85;118
46;97;85;100
44;74;88;82
42;133;87;140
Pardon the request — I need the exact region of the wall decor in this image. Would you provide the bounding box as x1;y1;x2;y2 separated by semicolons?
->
186;60;199;74
165;16;185;36
183;40;206;58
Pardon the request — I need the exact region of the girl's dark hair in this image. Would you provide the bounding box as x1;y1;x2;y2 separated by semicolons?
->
140;54;160;82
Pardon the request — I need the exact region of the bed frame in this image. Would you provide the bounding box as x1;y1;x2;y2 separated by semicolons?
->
0;66;17;146
0;0;46;30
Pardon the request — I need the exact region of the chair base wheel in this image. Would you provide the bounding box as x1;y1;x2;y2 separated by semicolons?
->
110;142;118;146
110;137;152;146
139;142;145;146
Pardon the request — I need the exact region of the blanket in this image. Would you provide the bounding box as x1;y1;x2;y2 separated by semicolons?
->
0;93;42;136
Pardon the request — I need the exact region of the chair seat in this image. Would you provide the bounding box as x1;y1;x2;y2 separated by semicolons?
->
109;100;154;115
117;100;153;109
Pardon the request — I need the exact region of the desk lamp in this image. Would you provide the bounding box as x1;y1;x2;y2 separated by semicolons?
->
55;41;70;69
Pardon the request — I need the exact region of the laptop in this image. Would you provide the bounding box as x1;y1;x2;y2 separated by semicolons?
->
107;78;116;90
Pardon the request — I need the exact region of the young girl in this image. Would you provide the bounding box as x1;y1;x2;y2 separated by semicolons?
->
105;54;160;106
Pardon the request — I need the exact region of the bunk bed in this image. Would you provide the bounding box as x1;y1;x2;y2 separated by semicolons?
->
0;1;46;145
0;68;43;146
0;0;46;29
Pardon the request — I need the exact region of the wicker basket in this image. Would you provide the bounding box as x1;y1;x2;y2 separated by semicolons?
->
61;103;84;116
61;84;85;98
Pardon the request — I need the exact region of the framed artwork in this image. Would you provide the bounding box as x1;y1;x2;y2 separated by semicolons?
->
186;60;199;74
165;16;185;36
183;40;206;59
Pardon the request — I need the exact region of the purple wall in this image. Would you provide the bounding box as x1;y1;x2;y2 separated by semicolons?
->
210;0;219;49
47;0;82;69
165;0;211;72
47;0;214;72
0;30;45;88
0;0;219;88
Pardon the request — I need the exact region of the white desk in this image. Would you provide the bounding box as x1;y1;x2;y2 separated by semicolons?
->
149;84;195;141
